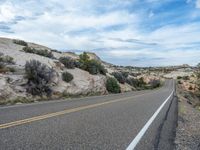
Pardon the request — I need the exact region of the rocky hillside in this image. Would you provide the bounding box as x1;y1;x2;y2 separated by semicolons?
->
0;37;161;105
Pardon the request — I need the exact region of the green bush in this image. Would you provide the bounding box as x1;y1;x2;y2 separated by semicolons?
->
149;79;160;88
182;76;189;80
13;39;28;46
62;71;73;82
23;46;54;58
177;76;182;79
59;57;76;69
86;60;107;75
79;52;90;65
112;72;126;84
23;46;34;53
178;80;182;84
25;60;55;96
126;77;146;88
78;52;107;75
106;77;121;93
121;72;129;78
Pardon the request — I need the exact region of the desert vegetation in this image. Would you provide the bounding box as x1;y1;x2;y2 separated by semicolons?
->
25;60;55;97
0;53;15;73
106;77;120;93
112;72;126;84
23;46;54;58
59;57;76;69
0;38;166;105
62;71;74;82
78;52;107;75
13;39;28;46
126;77;146;88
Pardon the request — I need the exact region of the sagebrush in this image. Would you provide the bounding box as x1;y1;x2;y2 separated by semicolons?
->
25;60;55;96
23;46;54;58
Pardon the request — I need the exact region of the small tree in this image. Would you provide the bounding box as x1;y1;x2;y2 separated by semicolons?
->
25;60;55;96
79;52;90;70
62;71;73;82
106;77;120;93
79;52;90;64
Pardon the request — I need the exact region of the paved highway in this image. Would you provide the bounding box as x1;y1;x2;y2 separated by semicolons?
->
0;79;177;150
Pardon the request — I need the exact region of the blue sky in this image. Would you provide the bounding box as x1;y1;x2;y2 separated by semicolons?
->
0;0;200;66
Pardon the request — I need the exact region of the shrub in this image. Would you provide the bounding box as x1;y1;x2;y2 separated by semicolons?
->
0;53;15;73
59;57;76;69
13;39;28;46
0;53;15;64
106;77;120;93
79;52;107;75
23;46;35;53
74;61;81;68
25;60;55;96
126;77;146;88
177;76;182;79
182;76;189;80
36;49;54;58
189;86;193;90
86;60;107;75
112;72;126;84
178;80;182;84
62;71;73;82
121;72;129;78
149;79;160;88
4;56;14;64
79;52;90;65
23;46;54;58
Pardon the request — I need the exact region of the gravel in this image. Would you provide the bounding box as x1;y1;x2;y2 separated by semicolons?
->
175;87;200;150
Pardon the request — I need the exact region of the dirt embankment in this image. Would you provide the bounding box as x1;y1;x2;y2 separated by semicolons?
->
175;82;200;150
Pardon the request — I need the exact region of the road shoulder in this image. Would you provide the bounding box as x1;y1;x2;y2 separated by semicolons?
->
175;89;200;150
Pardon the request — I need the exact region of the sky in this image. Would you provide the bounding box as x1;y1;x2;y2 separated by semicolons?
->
0;0;200;66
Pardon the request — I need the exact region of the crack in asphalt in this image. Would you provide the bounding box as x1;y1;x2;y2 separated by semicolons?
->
154;94;178;150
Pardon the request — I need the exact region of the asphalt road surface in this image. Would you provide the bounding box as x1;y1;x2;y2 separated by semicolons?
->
0;79;177;150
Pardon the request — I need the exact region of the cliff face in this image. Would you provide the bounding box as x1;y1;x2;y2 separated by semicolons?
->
0;37;107;103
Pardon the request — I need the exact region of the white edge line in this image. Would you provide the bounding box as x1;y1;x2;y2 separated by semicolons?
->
126;90;174;150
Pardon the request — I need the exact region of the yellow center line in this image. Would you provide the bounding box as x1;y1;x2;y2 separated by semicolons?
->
0;95;140;129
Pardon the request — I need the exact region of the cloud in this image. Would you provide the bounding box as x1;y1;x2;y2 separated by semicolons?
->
196;0;200;8
0;1;16;22
0;0;200;66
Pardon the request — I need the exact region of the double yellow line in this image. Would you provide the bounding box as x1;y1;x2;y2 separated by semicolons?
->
0;95;138;129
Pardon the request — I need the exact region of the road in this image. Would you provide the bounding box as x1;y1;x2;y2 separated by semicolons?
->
0;79;177;150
